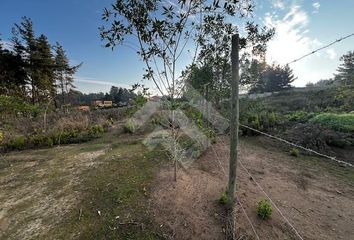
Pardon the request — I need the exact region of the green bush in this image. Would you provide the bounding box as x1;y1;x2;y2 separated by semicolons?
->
256;199;272;220
89;124;105;137
290;148;299;157
310;113;354;132
0;95;41;117
0;130;3;143
124;119;137;133
7;135;26;150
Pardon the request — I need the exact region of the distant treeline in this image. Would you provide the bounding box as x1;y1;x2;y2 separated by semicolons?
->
64;86;136;106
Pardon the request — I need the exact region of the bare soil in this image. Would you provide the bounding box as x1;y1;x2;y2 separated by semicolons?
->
1;132;353;240
151;136;354;240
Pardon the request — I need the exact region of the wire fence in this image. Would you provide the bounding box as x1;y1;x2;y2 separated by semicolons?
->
211;135;305;240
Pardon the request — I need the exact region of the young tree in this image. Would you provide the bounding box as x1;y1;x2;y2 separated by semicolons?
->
335;51;354;85
100;0;274;183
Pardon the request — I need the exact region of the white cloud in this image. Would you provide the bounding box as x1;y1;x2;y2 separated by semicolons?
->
264;5;320;64
75;77;131;88
325;48;337;60
312;2;320;10
312;1;320;13
263;5;336;85
272;0;285;10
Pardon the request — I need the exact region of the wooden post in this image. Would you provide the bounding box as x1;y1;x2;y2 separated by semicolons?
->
227;33;239;239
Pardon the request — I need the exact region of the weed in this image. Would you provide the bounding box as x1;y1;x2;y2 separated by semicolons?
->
256;199;272;220
124;119;137;133
219;191;228;205
290;148;300;157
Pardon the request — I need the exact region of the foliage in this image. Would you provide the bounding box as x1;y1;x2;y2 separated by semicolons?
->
0;17;80;106
218;191;228;205
124;119;137;133
248;63;296;93
290;148;299;157
256;199;272;220
6;135;26;150
54;42;82;106
0;130;3;143
0;95;41;116
334;51;354;86
101;0;274;100
285;111;317;123
89;124;105;137
309;113;354;132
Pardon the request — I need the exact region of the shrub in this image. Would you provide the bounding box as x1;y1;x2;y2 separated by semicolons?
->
309;113;354;132
219;191;228;205
124;119;137;133
290;148;299;157
7;135;26;150
256;199;272;220
89;124;105;137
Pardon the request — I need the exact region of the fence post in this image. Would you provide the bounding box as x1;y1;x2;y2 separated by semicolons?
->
227;33;240;239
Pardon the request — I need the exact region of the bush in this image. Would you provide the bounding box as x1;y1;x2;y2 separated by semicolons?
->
89;124;105;137
256;199;272;220
7;135;26;150
0;95;41;117
124;119;137;133
310;113;354;132
0;131;3;143
290;148;299;157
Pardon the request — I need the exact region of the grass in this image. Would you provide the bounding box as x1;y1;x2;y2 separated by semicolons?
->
41;136;168;239
309;113;354;132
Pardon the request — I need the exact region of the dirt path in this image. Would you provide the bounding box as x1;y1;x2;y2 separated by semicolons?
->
0;144;109;239
151;136;354;240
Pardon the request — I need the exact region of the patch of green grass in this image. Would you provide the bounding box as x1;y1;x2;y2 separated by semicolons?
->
290;148;300;157
43;141;168;240
310;113;354;132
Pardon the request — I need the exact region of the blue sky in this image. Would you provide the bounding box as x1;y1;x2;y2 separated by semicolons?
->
1;0;354;93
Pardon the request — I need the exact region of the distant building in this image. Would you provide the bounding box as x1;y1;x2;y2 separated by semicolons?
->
92;100;113;108
103;101;113;107
78;105;90;111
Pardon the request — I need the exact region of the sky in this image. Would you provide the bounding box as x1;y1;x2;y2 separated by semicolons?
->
1;0;354;93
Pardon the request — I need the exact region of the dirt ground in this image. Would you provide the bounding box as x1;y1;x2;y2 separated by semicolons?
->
151;136;354;240
1;132;354;240
0;144;109;239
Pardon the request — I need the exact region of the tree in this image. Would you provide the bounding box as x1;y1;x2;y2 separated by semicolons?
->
12;17;38;103
100;0;274;187
54;42;82;106
262;64;296;92
240;57;267;91
0;35;27;96
335;51;354;85
244;61;296;93
34;34;56;101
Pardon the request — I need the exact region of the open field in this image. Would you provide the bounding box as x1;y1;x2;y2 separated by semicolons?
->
1;124;354;239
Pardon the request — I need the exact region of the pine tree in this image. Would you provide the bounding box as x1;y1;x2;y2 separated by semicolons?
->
0;34;27;96
54;43;81;106
34;34;56;101
14;17;38;103
335;51;354;86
